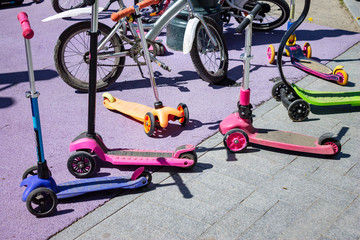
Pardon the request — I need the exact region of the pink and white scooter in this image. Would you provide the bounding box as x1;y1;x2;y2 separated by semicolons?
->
219;3;341;157
68;2;197;178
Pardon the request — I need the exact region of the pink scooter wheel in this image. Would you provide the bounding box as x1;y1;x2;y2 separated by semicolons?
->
223;129;249;153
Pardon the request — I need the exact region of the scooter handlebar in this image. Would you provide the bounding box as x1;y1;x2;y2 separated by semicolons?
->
236;3;262;33
111;0;160;22
17;12;34;40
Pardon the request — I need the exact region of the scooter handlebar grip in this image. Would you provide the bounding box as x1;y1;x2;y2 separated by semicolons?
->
236;3;262;33
17;12;34;39
111;0;160;22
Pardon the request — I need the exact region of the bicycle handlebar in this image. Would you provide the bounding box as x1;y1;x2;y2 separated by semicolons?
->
17;12;34;40
111;0;160;22
235;3;262;33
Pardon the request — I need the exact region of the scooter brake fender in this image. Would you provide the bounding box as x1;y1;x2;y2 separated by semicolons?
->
317;133;334;144
42;7;105;22
332;65;344;74
173;144;196;158
130;167;145;180
183;18;200;54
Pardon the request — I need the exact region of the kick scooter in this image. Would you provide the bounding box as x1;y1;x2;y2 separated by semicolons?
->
102;3;188;137
219;4;341;157
266;0;348;86
272;0;360;122
68;1;197;178
18;12;151;218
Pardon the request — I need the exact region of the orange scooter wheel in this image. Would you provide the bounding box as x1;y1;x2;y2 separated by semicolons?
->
144;112;155;137
334;69;348;86
177;103;189;126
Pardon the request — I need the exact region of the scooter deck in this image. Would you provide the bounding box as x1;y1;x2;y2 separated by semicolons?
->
293;84;360;106
56;176;146;199
291;45;332;74
103;97;153;123
255;129;317;147
103;96;183;128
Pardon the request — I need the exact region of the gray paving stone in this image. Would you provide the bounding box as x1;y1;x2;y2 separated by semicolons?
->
310;167;360;193
238;201;305;240
325;196;360;239
280;199;342;240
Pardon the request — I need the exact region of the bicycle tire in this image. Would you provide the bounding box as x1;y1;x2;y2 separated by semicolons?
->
54;22;125;92
190;16;229;84
235;0;290;31
51;0;86;13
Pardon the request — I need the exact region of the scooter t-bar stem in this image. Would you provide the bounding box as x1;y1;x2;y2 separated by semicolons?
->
87;0;100;136
18;12;37;95
134;6;160;103
111;0;160;22
235;3;262;33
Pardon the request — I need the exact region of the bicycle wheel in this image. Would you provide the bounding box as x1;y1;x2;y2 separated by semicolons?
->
51;0;86;13
190;16;229;84
235;0;290;31
54;21;125;92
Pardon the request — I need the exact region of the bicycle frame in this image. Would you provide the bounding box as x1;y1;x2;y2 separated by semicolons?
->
98;0;218;60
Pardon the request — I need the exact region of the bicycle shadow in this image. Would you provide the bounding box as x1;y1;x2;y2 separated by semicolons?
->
0;69;58;91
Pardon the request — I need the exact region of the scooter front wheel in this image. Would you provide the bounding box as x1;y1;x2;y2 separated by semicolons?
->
177;103;189;126
144;112;156;137
26;187;58;217
179;151;198;170
287;99;310;122
303;42;312;59
22;165;52;180
267;45;276;64
319;138;342;157
223;129;249;153
271;81;287;101
67;151;96;178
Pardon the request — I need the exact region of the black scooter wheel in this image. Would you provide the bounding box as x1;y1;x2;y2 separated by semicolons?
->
272;81;287;101
67;151;96;178
26;187;57;217
288;99;310;122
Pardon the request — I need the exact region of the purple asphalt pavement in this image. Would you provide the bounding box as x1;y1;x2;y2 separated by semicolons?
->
1;0;360;239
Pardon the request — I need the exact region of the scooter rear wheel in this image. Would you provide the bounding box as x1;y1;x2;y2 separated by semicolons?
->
137;171;152;188
26;187;58;217
334;69;349;86
179;151;198;170
319;138;342;157
223;129;249;153
67;151;96;178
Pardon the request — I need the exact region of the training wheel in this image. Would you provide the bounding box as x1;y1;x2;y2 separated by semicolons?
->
334;68;348;86
144;112;156;137
303;42;312;58
267;45;276;64
223;128;249;153
287;99;310;122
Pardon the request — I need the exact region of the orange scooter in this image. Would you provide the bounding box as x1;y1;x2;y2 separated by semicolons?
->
103;6;188;137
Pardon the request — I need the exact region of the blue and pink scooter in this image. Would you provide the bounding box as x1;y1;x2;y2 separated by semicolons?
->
219;3;341;157
18;11;151;218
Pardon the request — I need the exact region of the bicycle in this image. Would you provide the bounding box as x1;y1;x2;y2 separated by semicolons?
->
53;0;229;91
220;0;290;31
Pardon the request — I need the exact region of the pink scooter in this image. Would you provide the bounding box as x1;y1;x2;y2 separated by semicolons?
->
68;2;196;178
219;4;341;157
